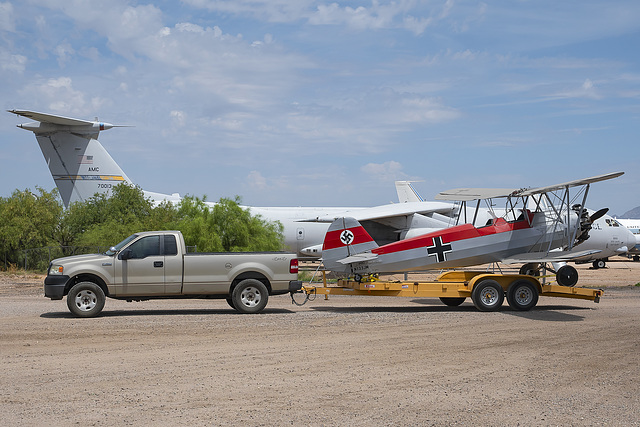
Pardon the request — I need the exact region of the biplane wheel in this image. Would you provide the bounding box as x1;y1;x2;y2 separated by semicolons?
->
519;263;541;276
506;280;539;311
353;274;363;283
556;265;578;287
439;297;466;307
471;279;504;312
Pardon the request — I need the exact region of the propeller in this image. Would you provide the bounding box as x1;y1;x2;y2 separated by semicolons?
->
571;205;609;246
589;207;609;222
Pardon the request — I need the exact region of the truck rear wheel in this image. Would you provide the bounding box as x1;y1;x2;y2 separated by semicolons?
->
506;280;538;311
67;281;105;318
232;279;268;314
471;279;504;312
439;297;466;307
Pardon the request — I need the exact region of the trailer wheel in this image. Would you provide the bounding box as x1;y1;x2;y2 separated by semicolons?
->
471;279;504;312
506;280;538;311
67;281;105;318
556;265;578;287
439;297;466;307
231;279;268;314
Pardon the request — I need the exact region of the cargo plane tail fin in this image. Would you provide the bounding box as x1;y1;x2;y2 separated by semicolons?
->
9;109;134;207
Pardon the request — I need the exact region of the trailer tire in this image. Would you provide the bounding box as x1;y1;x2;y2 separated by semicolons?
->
67;281;105;318
556;265;578;287
439;297;466;307
506;280;538;311
231;279;268;314
471;279;504;312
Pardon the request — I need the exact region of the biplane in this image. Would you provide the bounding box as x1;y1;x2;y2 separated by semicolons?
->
321;172;623;285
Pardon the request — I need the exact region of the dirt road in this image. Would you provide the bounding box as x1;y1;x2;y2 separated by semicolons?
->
1;261;639;426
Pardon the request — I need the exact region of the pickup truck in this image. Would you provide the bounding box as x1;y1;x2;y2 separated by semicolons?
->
44;230;302;317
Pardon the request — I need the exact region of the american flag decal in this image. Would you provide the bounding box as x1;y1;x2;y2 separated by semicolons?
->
78;155;93;164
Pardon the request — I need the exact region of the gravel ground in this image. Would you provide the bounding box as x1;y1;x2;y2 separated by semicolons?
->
1;260;639;426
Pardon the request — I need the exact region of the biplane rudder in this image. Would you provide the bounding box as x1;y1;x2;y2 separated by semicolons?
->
321;217;379;271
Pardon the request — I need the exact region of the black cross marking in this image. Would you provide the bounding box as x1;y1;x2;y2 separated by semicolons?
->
426;236;453;263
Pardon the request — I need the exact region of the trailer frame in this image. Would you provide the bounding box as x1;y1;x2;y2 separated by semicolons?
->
298;270;602;312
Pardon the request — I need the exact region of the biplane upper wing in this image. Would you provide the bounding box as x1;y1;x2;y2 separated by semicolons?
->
501;249;602;265
519;171;624;196
435;172;624;202
434;188;519;201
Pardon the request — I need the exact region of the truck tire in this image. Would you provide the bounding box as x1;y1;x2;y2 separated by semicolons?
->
471;279;504;312
439;297;466;307
231;279;268;314
506;280;538;311
67;281;105;318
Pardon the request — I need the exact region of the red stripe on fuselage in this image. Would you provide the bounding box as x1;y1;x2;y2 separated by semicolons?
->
372;216;534;255
322;226;375;251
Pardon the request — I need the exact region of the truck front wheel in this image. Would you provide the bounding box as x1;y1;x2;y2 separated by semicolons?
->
232;279;268;314
67;281;105;318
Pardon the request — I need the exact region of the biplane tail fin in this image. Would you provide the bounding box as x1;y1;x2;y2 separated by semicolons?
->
321;217;379;272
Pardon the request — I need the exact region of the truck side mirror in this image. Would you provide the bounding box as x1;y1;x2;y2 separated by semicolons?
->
118;249;132;260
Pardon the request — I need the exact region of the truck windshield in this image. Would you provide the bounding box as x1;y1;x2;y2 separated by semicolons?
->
105;234;139;256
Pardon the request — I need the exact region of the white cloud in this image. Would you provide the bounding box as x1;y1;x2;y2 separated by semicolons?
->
0;51;27;73
0;2;15;31
360;161;407;182
246;170;268;190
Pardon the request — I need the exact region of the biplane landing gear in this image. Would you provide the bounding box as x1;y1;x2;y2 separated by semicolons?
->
439;297;466;307
556;265;579;287
519;263;541;276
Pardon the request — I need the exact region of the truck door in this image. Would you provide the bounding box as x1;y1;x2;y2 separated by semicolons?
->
115;235;165;295
163;234;182;294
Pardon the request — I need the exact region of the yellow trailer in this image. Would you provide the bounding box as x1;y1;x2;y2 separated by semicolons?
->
297;270;602;312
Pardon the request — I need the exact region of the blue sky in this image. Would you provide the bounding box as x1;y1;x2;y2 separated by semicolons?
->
1;0;639;215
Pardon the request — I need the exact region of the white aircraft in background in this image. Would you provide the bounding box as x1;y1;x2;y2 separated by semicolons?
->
615;218;640;261
9;109;461;258
396;181;637;269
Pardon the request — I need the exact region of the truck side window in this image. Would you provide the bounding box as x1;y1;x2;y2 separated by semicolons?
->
164;235;178;256
128;236;161;259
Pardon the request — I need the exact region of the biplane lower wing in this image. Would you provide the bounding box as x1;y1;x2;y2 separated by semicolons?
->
501;249;602;265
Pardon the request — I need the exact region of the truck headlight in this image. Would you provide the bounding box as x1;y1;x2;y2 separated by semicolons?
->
49;264;64;275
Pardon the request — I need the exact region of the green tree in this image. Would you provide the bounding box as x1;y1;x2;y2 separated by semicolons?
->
0;187;62;267
173;196;283;252
61;183;168;247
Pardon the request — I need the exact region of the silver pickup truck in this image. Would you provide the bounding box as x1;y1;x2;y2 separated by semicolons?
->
44;230;302;317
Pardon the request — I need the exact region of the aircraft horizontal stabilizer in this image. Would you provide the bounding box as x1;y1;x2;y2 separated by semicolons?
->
335;252;378;265
501;249;601;265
